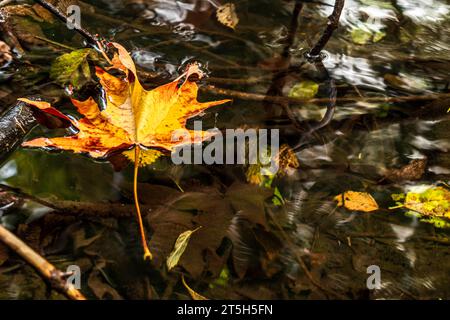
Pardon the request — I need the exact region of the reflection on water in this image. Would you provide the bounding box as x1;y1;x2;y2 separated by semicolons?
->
397;0;450;23
320;0;397;28
324;53;386;90
321;0;450;26
0;0;449;299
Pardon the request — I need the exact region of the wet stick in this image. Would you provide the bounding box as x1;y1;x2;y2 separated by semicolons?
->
0;224;86;300
0;101;37;165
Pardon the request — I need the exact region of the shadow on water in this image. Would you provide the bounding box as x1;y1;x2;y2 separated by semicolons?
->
0;0;449;299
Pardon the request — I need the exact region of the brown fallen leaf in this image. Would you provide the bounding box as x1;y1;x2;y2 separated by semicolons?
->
334;191;379;212
384;158;427;182
148;189;234;278
0;4;55;51
88;264;123;300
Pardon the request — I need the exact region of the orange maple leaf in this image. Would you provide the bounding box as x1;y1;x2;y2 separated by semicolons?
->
18;43;230;259
20;43;229;159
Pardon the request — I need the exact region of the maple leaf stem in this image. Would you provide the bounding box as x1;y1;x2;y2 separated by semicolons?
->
134;145;153;261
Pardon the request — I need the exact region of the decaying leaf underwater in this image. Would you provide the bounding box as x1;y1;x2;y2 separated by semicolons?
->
18;42;231;260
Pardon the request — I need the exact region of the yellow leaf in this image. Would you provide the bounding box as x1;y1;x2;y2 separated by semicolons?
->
20;42;231;158
166;227;201;271
335;191;379;212
216;3;239;30
182;274;208;300
288;81;319;100
404;187;450;218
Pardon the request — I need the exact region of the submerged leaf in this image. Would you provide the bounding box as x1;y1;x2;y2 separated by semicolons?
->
335;191;379;212
384;158;427;182
350;25;386;45
391;187;450;228
246;144;299;186
272;187;284;206
288;81;319;100
182;274;208;300
0;4;54;50
404;187;450;218
216;3;239;30
351;28;372;45
166;226;201;271
50;49;97;89
210;266;230;288
276;144;300;176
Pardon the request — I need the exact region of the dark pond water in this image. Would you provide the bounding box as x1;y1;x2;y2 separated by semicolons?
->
0;0;449;299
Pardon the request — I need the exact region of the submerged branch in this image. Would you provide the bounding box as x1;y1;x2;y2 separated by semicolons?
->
0;183;155;219
0;224;86;300
264;1;304;131
201;85;450;105
267;208;348;299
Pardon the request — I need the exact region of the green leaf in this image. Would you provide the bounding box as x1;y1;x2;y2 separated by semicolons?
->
351;26;386;45
351;28;373;45
373;31;386;43
272;187;284;206
209;266;230;288
391;187;450;228
289;81;319;100
391;193;405;202
404;187;450;218
422;216;450;229
50;49;96;89
166;226;201;271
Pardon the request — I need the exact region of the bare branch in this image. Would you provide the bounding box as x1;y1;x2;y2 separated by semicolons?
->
33;0;99;46
309;0;345;57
